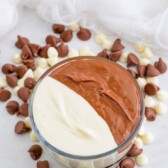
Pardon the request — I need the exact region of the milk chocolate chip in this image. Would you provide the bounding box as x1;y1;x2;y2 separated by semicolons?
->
137;65;147;77
127;69;137;78
28;144;42;160
145;107;156;121
24;77;36;89
109;50;122;62
6;100;19;115
18;102;29;116
0;89;11;102
144;83;159;96
2;64;16;74
111;39;125;52
77;27;91;41
22;59;36;70
39;44;51;58
17;87;31;102
15;65;28;78
15;121;30;134
6;74;18;88
154;58;167;74
127;53;140;67
56;41;69;57
120;158;135;168
46;35;60;47
97;49;108;58
146;64;160;77
21;45;33;60
15;35;29;49
37;160;49;168
127;144;143;157
60;29;73;42
52;24;65;34
29;43;41;57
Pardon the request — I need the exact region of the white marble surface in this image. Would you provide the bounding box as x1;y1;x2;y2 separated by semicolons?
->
0;8;168;168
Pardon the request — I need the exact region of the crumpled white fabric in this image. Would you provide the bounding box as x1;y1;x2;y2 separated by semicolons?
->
1;0;168;53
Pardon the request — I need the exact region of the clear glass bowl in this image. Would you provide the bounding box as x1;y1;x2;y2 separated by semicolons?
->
29;56;144;168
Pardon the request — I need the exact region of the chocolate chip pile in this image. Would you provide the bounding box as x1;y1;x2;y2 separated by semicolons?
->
0;22;167;168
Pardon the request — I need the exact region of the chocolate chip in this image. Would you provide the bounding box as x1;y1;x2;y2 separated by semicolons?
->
15;121;30;134
15;35;29;49
28;43;41;57
24;77;36;89
144;83;159;96
46;35;60;47
0;89;11;102
127;144;143;157
18;102;29;117
2;64;16;74
6;74;18;88
119;158;135;168
56;41;69;57
127;69;137;78
111;39;125;52
6;100;19;115
145;107;156;121
22;59;36;70
39;44;51;58
28;144;42;160
21;45;33;60
137;65;147;77
127;53;140;67
109;50;122;62
37;160;49;168
52;24;65;34
77;27;91;41
17;87;31;102
154;58;167;74
146;64;160;77
97;49;108;58
60;29;73;42
15;65;28;78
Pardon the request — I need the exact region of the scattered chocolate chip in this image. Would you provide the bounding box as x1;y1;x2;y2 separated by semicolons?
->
145;107;156;121
52;24;65;34
60;29;73;42
56;41;69;57
111;39;125;52
37;160;49;168
15;121;30;134
46;35;60;47
15;35;29;49
127;69;137;78
154;58;167;74
15;65;28;78
0;89;11;102
6;74;18;88
146;64;160;77
18;102;29;117
22;59;36;70
137;65;147;77
119;158;135;168
21;45;33;60
127;144;143;157
144;83;159;96
127;53;140;67
17;87;31;102
97;49;108;58
28;144;42;160
28;43;41;57
2;64;16;74
24;77;36;89
109;50;122;62
77;27;91;41
6;100;19;115
39;44;51;58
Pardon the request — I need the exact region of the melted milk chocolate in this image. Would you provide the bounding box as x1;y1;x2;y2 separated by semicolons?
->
50;57;141;145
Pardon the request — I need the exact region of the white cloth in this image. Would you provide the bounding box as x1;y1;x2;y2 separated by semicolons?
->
1;0;168;53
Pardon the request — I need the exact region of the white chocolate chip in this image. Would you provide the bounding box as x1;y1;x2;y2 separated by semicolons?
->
136;77;147;89
134;137;143;149
141;47;153;59
17;78;25;87
119;51;129;63
140;58;150;65
141;132;154;144
47;57;58;66
136;154;148;166
12;54;22;64
146;77;158;85
13;86;21;95
138;125;146;136
23;117;31;128
134;43;145;53
68;49;79;57
23;69;34;79
34;67;45;80
29;131;39;142
156;90;168;101
47;47;58;58
37;58;48;69
67;23;80;32
154;102;167;115
0;77;7;89
79;46;94;56
101;39;113;50
95;33;108;45
144;96;155;108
